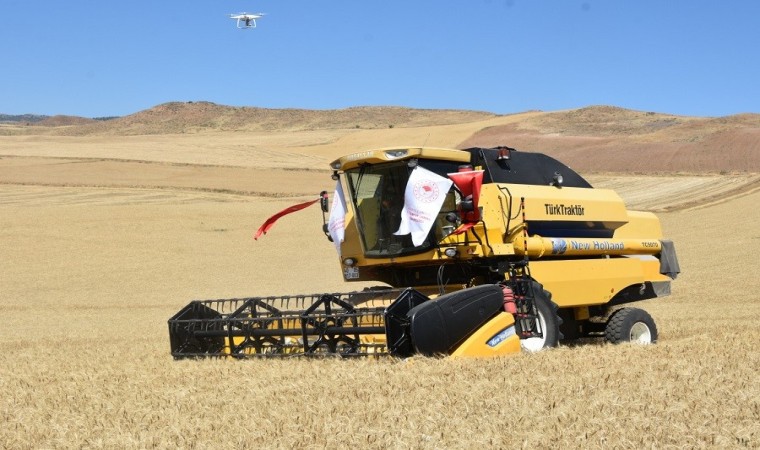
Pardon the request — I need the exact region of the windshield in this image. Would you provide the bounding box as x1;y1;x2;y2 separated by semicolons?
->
346;160;459;257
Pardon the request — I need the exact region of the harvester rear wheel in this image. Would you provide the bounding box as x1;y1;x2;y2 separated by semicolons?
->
519;282;562;352
605;307;658;344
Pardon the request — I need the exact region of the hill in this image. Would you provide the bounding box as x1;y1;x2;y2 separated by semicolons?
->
459;106;760;173
3;102;497;136
1;102;758;173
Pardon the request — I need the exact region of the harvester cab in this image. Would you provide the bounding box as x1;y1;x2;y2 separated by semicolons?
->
169;146;680;358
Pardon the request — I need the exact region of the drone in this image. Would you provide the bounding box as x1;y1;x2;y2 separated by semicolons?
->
229;12;265;29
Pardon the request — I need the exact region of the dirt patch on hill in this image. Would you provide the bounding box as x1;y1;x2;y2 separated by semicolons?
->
459;107;760;173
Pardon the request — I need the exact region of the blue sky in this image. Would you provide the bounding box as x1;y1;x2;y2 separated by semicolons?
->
1;1;758;118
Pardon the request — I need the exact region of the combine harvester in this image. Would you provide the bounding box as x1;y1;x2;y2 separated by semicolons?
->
169;146;680;358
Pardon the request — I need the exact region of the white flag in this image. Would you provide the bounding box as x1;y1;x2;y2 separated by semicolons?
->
394;166;453;246
327;179;346;256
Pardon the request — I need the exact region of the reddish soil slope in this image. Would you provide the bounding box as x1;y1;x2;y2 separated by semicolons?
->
459;106;760;173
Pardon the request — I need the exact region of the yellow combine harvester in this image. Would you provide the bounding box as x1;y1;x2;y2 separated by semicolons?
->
169;146;680;358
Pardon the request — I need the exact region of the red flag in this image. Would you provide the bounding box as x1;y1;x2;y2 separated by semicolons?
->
254;196;323;240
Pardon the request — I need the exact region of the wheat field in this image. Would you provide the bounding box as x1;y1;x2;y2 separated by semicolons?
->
1;126;759;448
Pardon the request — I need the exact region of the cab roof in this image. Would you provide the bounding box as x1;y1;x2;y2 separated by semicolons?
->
330;147;471;171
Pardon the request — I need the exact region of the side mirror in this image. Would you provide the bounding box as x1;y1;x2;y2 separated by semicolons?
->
320;191;329;212
459;195;475;212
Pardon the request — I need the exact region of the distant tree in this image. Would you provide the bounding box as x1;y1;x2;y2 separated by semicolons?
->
0;114;47;123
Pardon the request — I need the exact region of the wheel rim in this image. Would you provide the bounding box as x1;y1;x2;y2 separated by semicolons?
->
520;310;548;352
629;321;652;344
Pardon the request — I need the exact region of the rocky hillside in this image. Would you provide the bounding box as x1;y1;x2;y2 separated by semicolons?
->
459;106;760;172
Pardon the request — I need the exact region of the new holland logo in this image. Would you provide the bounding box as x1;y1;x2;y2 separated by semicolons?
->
551;239;567;255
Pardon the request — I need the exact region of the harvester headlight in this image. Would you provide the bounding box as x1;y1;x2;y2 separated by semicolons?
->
343;257;357;267
444;248;458;258
331;161;342;170
384;149;408;159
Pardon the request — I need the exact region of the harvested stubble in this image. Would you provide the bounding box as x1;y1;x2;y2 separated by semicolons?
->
1;184;759;449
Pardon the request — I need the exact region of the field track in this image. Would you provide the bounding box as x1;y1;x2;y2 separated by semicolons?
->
2;155;758;211
1;170;759;448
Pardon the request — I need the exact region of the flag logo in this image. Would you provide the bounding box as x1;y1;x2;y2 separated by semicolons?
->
413;179;440;203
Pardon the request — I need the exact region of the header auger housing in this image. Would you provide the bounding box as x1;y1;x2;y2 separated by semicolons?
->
169;146;679;358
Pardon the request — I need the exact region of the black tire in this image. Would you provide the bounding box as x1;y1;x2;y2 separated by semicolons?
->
518;282;563;352
605;307;658;344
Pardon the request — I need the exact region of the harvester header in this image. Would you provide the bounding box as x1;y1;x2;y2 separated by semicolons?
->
169;146;679;358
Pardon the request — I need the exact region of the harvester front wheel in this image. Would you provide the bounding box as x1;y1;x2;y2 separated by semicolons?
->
519;283;562;352
605;307;658;345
